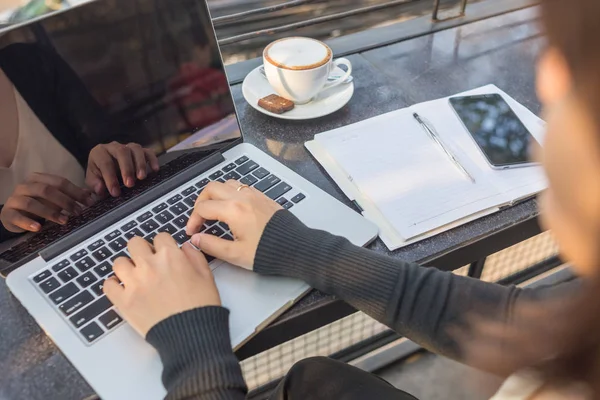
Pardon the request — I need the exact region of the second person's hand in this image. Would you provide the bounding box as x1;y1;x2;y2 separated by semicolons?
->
185;181;282;270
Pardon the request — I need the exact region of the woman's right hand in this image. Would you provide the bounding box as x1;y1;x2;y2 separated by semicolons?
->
185;181;282;270
1;173;94;233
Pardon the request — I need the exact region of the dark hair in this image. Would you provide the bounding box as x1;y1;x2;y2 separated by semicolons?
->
456;0;600;395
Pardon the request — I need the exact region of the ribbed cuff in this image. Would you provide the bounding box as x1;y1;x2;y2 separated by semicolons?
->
146;306;247;399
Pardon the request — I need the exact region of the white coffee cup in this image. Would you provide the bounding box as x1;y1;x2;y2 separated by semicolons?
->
263;37;352;104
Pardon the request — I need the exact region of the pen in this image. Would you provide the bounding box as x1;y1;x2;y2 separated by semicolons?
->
412;112;476;183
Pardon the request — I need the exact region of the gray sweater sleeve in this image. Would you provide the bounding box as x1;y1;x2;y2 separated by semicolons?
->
254;210;563;359
147;209;569;398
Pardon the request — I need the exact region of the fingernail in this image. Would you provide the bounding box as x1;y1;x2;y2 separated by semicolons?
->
110;186;120;197
94;183;104;195
152;164;159;172
30;223;41;231
138;170;146;180
75;205;84;215
59;215;68;224
191;234;202;248
126;178;134;187
85;196;95;207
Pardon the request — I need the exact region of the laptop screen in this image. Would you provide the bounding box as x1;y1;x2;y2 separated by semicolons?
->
0;0;242;266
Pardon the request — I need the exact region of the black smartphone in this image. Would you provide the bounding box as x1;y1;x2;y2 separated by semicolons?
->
449;93;539;169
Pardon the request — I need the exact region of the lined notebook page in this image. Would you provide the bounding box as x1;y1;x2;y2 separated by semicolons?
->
315;109;504;239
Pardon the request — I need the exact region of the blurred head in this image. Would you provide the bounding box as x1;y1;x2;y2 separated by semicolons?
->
536;0;600;276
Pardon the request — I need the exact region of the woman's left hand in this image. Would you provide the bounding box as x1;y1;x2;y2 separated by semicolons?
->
103;233;221;338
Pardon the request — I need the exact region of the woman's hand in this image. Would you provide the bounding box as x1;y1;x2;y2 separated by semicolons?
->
103;234;221;338
185;181;282;270
86;142;159;197
0;173;94;233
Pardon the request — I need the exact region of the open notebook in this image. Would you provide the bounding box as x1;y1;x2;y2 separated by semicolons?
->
306;85;547;250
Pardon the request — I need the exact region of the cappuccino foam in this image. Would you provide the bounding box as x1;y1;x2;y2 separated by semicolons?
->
265;37;331;70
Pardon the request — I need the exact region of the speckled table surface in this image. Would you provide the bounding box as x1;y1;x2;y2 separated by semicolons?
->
0;7;543;400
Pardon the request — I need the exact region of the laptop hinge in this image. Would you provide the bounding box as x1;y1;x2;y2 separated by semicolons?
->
39;152;224;263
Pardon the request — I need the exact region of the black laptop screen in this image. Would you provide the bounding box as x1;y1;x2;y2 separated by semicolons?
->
0;0;241;266
0;0;240;160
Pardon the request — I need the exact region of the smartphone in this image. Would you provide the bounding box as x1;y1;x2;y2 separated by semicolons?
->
449;93;539;169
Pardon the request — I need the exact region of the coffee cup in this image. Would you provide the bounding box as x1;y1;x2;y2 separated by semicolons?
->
263;37;352;104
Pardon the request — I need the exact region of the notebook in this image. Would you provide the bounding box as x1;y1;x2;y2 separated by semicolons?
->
305;85;547;250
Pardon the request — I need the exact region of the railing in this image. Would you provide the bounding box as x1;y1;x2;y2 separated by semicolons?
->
213;0;471;47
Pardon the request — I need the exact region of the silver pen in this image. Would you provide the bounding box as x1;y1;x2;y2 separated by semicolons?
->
412;112;475;183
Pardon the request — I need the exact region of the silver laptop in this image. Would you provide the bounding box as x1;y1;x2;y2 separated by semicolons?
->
1;1;378;399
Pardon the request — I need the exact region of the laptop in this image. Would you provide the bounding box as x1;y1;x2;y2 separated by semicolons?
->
0;0;378;399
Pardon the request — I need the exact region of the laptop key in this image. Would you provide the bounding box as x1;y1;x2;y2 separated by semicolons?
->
33;269;52;283
158;223;177;235
91;280;106;296
169;202;187;216
183;195;197;208
222;233;234;241
92;247;112;262
144;232;158;243
51;259;70;272
108;237;127;252
253;167;270;180
94;262;112;277
75;256;95;272
240;175;258;186
173;215;189;229
235;155;249;165
167;194;183;205
49;282;79;305
222;163;237;172
195;178;210;189
76;272;97;288
70;249;88;262
87;239;106;252
121;220;137;232
111;252;128;262
181;186;196;197
99;309;123;330
276;197;288;206
155;211;174;224
291;193;306;204
39;277;61;294
140;219;160;233
283;202;294;210
219;222;230;231
236;160;259;176
80;321;104;343
70;296;112;328
58;267;78;283
59;291;94;316
209;170;224;180
207;225;225;237
254;175;280;192
152;203;168;214
173;230;189;245
124;228;144;240
216;178;225;183
223;171;241;181
137;211;153;223
104;230;121;242
265;182;292;200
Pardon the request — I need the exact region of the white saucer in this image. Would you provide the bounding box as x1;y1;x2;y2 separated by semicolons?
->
242;65;354;120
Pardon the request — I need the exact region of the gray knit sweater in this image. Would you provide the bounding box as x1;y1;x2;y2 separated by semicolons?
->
146;210;572;399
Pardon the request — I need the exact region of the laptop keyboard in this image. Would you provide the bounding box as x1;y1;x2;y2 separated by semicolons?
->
1;150;213;265
29;155;306;345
